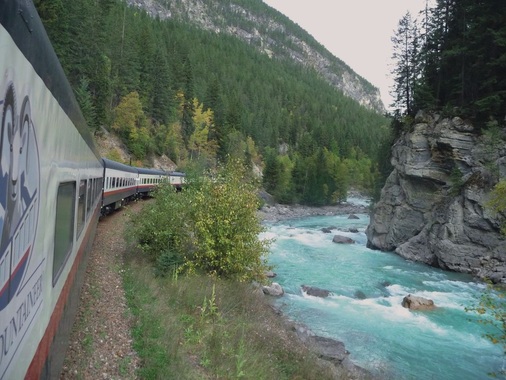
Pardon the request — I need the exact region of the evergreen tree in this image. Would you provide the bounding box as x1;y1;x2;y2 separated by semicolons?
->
391;11;420;115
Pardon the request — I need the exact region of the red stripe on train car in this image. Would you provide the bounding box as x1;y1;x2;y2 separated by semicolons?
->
25;203;101;379
137;184;157;189
103;186;137;197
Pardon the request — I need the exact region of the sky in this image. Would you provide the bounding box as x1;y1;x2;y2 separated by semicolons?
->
262;0;427;109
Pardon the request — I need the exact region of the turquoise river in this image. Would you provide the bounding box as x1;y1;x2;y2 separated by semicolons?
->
262;205;504;379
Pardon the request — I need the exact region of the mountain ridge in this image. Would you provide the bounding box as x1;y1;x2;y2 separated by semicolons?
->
125;0;385;113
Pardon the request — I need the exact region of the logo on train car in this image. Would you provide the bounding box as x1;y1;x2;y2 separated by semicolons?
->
0;83;40;312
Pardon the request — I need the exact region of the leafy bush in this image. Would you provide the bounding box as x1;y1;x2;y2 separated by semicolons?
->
487;180;506;235
131;160;271;281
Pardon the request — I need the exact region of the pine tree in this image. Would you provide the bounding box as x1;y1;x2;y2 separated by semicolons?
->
390;11;420;115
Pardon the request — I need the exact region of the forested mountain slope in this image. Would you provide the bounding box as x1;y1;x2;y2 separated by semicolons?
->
35;0;389;205
126;0;384;113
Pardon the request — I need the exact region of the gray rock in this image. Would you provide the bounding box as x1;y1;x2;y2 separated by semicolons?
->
354;290;367;299
265;271;277;278
348;214;360;219
262;282;284;296
292;323;372;378
301;285;331;298
332;235;355;244
402;294;436;310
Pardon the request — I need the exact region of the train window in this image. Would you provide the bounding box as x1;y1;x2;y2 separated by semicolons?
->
96;178;102;201
77;180;86;238
53;182;76;285
87;179;92;214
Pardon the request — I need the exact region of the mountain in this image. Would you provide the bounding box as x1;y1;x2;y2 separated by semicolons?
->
125;0;385;113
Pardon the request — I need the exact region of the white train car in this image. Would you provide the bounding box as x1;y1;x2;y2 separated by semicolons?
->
136;167;168;195
0;2;103;378
169;171;185;191
102;158;138;214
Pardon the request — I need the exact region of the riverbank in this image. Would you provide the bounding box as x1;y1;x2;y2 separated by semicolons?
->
63;200;371;379
258;201;370;222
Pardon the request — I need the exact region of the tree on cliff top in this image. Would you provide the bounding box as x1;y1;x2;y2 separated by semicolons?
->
488;180;506;235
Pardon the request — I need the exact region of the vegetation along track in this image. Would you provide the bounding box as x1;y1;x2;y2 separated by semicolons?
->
60;202;143;379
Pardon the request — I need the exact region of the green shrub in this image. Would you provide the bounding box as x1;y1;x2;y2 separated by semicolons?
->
130;160;271;282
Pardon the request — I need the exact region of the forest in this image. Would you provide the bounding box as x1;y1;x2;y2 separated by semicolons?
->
391;0;506;125
34;0;390;206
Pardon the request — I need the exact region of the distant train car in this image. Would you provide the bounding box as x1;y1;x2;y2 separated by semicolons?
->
169;171;186;191
0;1;103;379
102;158;138;214
136;166;167;195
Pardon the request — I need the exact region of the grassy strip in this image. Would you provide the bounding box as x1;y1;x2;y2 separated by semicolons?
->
123;253;343;379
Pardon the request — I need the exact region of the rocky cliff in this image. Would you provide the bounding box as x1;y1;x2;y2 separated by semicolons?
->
366;112;506;282
125;0;384;113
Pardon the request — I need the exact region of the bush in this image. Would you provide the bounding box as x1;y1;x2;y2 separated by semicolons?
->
131;160;271;282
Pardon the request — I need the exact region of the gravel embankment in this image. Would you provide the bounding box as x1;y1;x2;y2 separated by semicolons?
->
60;203;142;379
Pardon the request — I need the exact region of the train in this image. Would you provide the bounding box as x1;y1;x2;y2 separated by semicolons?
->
0;1;183;378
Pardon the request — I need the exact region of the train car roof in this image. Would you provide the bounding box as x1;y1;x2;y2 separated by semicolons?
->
102;158;138;174
136;167;167;176
169;171;186;177
0;1;101;160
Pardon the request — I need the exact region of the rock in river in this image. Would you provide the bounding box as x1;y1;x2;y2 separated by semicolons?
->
301;285;331;298
401;294;436;310
332;235;355;244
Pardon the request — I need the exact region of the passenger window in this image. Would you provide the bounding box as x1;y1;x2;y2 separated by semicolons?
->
53;182;76;285
77;180;86;237
87;179;92;214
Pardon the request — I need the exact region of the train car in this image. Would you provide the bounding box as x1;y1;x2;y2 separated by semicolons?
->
102;158;138;214
136;167;168;195
0;1;103;379
169;171;186;191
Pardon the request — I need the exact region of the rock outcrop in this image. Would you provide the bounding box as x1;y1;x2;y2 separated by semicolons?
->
367;112;506;282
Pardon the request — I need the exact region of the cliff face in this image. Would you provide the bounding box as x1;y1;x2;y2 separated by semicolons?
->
366;112;506;282
125;0;384;113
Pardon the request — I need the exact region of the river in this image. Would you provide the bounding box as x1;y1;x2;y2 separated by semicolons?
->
262;207;504;379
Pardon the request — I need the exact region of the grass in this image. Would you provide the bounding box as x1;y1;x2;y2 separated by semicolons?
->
122;251;345;380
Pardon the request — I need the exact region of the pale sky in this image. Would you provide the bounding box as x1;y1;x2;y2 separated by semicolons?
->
262;0;427;109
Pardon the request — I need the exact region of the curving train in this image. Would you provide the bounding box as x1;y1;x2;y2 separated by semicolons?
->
0;1;183;378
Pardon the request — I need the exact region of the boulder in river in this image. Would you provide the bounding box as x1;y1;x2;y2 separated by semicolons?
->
332;235;355;244
292;323;372;378
265;270;277;278
354;290;367;299
401;294;436;310
262;282;284;297
301;285;331;298
348;214;360;219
